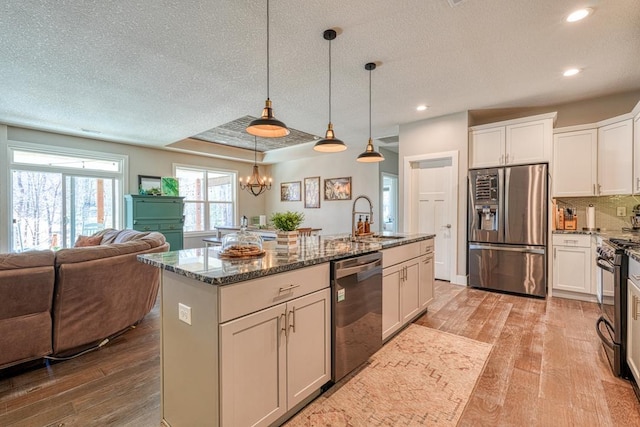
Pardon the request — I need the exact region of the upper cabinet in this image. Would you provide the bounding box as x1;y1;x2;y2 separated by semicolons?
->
469;113;556;169
552;117;633;197
553;129;597;197
598;119;633;195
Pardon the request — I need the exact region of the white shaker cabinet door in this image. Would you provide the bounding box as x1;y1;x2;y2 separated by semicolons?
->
505;118;551;165
286;288;331;409
220;303;287;427
598;119;633;195
633;113;640;194
469;127;505;168
552;245;591;294
382;265;402;341
401;261;421;324
627;278;640;385
419;254;434;310
552;129;597;197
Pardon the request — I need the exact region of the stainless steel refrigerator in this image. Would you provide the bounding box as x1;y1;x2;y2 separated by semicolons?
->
468;163;548;297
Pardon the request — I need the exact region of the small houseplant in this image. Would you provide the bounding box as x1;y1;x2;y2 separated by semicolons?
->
270;211;305;232
270;211;305;249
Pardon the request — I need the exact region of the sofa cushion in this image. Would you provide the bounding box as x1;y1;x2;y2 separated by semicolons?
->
138;232;167;249
0;313;52;369
113;229;150;244
55;240;152;266
0;250;54;271
74;235;103;247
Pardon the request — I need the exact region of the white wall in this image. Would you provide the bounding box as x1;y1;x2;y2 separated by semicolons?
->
0;124;267;251
266;148;380;236
399;111;469;284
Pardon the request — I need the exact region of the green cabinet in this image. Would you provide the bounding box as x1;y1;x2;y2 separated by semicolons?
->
125;195;184;251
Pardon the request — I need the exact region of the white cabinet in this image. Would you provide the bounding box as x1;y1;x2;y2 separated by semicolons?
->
552;129;597;197
598;119;633;195
382;239;434;341
552;234;594;296
382;260;419;339
469;113;555;168
552;119;633;197
160;263;331;427
627;260;640;385
633;112;640;193
220;288;330;427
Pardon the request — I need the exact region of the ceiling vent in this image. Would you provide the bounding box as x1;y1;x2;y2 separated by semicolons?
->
447;0;467;7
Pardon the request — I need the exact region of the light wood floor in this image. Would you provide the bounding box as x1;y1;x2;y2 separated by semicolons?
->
1;281;640;426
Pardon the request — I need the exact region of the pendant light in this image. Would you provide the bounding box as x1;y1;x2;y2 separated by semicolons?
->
246;0;290;138
239;136;272;196
313;29;347;152
357;62;385;163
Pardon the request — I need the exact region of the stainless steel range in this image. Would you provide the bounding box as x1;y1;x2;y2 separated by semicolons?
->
595;237;640;377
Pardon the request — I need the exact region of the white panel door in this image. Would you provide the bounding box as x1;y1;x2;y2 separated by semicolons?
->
220;303;287;427
286;288;331;409
418;166;451;281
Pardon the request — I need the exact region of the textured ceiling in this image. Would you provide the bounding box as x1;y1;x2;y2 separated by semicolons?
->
0;0;639;159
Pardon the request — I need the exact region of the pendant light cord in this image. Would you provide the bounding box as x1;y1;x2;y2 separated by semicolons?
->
254;137;258;165
266;0;270;100
328;38;332;122
369;67;372;139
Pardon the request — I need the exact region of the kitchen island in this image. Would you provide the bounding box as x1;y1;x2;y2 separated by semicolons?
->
138;232;434;427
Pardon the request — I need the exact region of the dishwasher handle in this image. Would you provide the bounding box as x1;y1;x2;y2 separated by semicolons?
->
334;253;382;279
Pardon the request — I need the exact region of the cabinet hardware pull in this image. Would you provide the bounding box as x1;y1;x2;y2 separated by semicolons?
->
593;184;596;195
280;312;287;336
278;284;300;293
506;153;510;164
554;248;556;259
635;295;640;321
499;154;504;164
637;177;640;192
289;307;296;333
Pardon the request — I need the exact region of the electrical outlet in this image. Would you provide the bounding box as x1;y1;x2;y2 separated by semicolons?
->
178;303;192;325
617;207;626;217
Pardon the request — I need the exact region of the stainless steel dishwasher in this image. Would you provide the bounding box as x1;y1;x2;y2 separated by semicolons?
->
332;251;383;382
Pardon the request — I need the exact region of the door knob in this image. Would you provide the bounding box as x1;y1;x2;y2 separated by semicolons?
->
446;224;452;228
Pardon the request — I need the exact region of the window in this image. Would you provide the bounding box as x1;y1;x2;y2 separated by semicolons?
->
175;165;237;232
9;144;126;252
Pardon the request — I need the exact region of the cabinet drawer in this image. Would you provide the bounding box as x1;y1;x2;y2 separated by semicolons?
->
219;264;330;322
133;224;159;232
133;199;183;219
160;223;182;231
382;242;420;268
552;234;591;248
420;239;434;255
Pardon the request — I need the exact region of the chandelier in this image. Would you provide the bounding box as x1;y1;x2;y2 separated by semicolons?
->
239;136;272;196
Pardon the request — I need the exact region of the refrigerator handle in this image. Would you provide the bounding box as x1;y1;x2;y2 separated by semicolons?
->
504;167;510;240
469;244;545;255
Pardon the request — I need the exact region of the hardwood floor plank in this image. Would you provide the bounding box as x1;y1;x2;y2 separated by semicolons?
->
1;281;639;427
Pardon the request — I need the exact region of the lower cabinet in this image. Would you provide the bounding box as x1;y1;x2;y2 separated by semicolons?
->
382;239;434;341
552;234;595;297
219;288;331;427
628;275;640;385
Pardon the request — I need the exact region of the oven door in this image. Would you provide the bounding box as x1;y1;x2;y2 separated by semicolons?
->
595;255;623;376
597;256;616;318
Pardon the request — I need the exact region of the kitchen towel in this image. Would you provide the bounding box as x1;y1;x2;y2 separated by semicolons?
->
587;204;596;229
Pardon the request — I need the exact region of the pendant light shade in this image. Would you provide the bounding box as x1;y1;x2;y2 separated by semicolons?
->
314;29;347;153
247;0;290;138
239;136;272;196
357;62;385;163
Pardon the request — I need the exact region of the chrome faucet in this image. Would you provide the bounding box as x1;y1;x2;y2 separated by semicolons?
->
352;195;374;239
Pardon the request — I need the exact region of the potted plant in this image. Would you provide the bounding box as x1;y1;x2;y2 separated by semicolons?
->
270;211;305;249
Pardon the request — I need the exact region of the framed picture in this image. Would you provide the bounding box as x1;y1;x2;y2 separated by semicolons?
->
304;176;321;209
324;177;352;201
138;175;162;195
280;181;302;202
161;177;180;197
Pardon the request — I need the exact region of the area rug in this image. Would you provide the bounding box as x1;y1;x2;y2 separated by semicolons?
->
285;324;493;426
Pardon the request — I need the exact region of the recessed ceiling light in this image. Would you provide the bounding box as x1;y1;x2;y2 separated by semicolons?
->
563;68;581;77
416;105;428;111
566;8;593;23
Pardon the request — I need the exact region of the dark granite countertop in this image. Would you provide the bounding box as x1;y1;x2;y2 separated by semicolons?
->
138;233;434;286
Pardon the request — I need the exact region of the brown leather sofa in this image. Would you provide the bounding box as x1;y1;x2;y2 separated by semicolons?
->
0;229;169;370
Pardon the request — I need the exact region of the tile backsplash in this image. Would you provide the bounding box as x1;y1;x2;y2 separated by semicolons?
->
555;195;640;231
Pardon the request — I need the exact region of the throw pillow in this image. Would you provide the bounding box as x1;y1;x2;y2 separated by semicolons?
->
74;235;103;247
